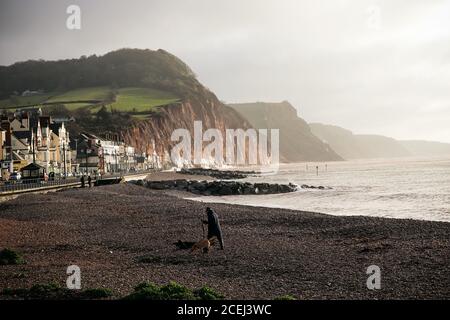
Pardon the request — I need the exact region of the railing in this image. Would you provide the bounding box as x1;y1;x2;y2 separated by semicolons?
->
0;177;83;194
0;169;158;194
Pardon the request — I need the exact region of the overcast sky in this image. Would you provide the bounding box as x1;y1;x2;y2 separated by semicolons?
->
1;0;449;142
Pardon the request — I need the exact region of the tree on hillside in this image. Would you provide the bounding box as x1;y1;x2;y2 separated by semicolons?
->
0;48;199;99
46;104;70;117
96;105;111;122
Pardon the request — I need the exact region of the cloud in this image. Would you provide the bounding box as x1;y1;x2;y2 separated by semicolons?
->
0;0;449;142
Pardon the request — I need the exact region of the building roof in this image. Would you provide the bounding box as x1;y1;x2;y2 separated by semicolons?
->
12;151;26;161
80;132;101;140
20;162;45;171
12;130;32;141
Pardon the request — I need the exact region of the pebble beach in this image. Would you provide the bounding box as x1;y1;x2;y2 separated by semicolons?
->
0;182;449;299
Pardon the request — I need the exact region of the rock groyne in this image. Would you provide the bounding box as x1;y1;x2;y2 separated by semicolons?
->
130;179;298;196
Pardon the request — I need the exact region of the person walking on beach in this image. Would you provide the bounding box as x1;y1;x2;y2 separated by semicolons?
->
88;175;92;188
202;207;224;250
80;175;85;188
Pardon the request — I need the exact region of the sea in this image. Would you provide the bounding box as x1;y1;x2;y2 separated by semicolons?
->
188;157;450;222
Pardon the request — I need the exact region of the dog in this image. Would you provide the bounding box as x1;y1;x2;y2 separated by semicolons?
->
190;236;217;254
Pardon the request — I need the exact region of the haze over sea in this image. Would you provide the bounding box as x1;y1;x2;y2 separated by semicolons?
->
192;157;450;222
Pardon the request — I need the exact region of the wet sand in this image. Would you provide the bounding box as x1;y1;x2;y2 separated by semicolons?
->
0;183;449;299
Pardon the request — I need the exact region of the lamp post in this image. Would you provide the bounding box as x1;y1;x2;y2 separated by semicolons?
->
8;145;13;173
62;142;67;178
32;129;36;164
85;144;88;175
74;138;78;175
115;150;118;173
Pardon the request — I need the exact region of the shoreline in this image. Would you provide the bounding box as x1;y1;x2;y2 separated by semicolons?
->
184;193;450;224
0;183;449;299
146;171;450;224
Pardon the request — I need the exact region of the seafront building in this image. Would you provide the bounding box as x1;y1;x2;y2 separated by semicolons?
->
75;133;154;175
0;108;154;180
0;111;71;176
1;128;7;161
0;129;6;179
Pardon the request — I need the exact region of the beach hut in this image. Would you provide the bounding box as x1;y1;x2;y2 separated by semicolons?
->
20;163;46;181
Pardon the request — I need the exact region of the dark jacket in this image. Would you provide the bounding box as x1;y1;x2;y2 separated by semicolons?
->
204;207;224;249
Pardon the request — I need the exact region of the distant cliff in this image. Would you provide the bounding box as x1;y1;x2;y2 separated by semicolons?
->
400;140;450;157
309;123;412;159
229;102;343;162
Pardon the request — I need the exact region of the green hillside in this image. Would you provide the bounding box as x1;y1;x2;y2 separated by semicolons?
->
0;48;198;100
0;86;179;116
110;87;179;112
46;86;111;103
0;48;199;136
0;92;57;109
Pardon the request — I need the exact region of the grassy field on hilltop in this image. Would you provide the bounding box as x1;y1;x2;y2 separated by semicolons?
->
0;86;179;115
46;86;113;111
0;92;58;109
0;87;109;110
46;86;112;108
110;87;179;112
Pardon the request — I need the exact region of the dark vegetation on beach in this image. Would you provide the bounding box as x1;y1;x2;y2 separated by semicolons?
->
1;283;113;300
124;281;224;300
0;249;24;265
0;280;225;300
0;184;449;299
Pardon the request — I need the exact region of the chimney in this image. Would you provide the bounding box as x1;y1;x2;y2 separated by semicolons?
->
21;112;29;129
